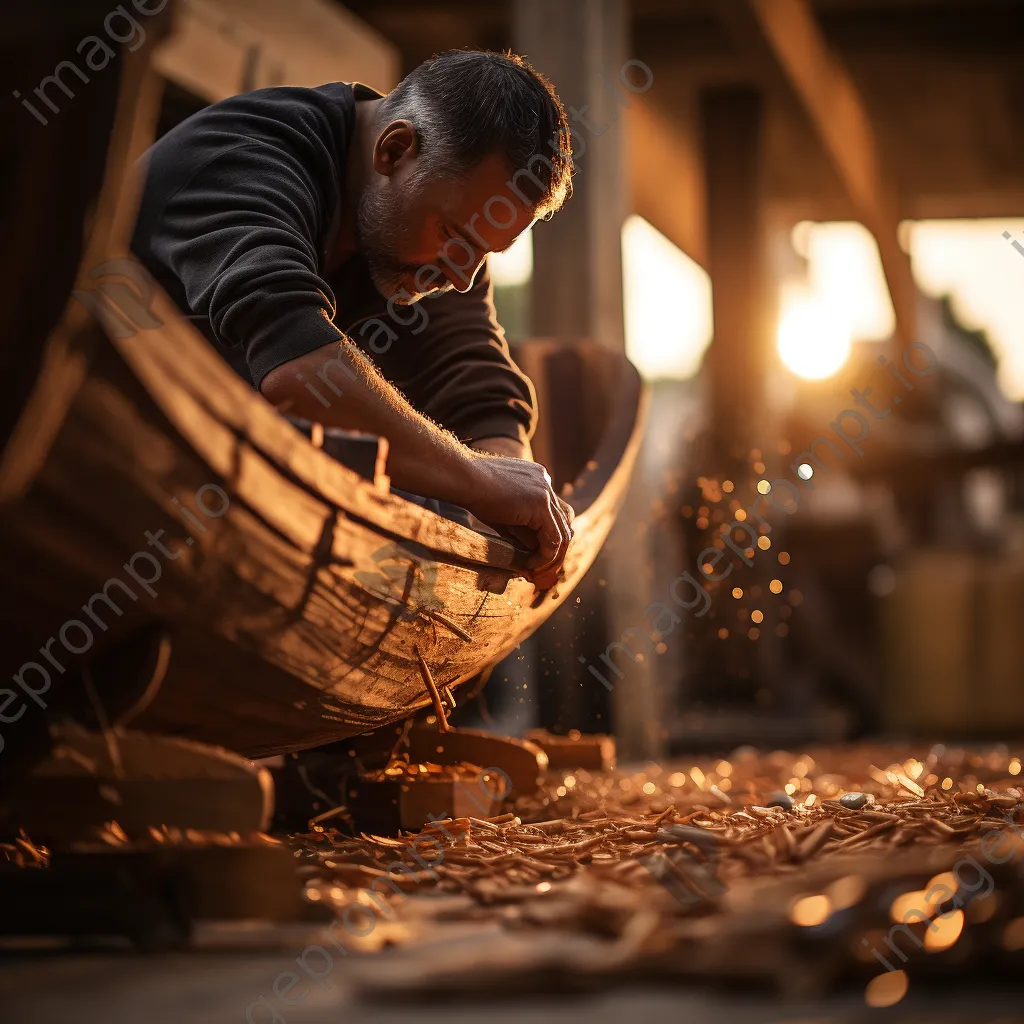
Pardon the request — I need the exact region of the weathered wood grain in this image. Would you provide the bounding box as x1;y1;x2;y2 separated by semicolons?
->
0;300;646;757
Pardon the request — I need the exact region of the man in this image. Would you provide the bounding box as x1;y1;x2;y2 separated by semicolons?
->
132;50;575;588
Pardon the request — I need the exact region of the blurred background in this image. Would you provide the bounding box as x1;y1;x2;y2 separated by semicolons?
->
149;0;1024;757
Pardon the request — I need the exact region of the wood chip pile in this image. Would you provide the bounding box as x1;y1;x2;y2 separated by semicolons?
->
291;743;1024;1005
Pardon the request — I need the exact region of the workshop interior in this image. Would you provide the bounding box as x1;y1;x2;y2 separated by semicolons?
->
2;2;1024;1021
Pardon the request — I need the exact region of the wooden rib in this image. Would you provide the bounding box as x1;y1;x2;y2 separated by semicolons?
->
424;609;474;642
414;647;450;733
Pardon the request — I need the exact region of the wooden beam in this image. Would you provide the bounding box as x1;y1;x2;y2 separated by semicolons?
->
152;0;399;103
722;0;917;344
627;95;706;268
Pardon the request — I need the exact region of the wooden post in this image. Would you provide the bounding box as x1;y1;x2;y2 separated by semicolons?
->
673;86;785;738
514;0;664;760
700;86;771;460
717;0;916;346
514;0;628;351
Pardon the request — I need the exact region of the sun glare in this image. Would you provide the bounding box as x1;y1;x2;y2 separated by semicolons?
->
789;218;1024;398
777;285;852;380
498;215;1023;398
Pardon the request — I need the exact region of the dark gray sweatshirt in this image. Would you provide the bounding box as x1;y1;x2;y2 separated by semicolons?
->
131;82;535;445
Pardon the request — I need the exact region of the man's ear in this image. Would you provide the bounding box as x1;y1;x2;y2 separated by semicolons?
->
373;120;419;177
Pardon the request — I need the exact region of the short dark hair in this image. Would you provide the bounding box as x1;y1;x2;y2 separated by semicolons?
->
377;49;573;218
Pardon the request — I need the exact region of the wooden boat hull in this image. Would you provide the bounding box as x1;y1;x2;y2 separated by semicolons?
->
0;287;646;757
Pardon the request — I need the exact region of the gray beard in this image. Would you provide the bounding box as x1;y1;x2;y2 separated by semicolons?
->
355;184;408;300
355;182;454;304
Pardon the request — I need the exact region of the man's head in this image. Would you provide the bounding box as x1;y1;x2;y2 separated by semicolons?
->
356;49;573;303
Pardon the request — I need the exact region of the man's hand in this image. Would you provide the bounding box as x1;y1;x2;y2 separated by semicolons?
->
262;343;572;586
459;454;575;590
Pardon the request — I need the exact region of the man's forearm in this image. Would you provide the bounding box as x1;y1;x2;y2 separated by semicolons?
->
261;340;478;501
260;339;573;588
469;436;533;461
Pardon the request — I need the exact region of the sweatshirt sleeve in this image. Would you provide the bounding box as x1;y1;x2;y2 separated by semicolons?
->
360;263;538;446
148;141;344;387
